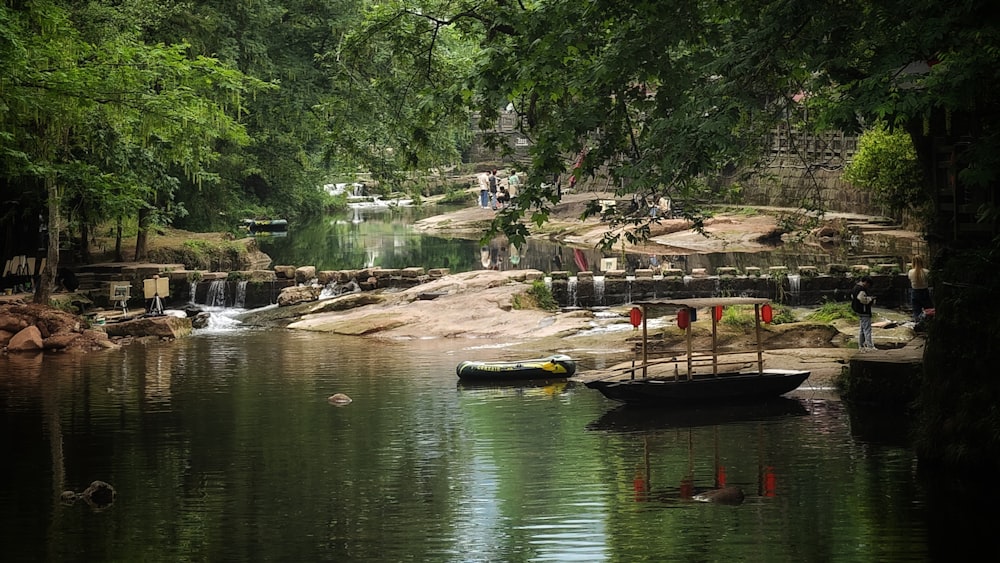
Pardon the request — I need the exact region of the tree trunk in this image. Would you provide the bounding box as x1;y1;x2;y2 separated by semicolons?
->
114;217;124;262
34;175;58;304
134;207;149;261
79;220;91;263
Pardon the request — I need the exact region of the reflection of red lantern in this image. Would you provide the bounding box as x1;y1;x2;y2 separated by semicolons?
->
764;466;777;497
677;307;690;329
762;303;774;323
714;305;723;321
629;307;642;328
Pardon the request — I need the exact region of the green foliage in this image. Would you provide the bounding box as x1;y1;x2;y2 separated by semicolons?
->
148;239;249;271
843;121;926;218
512;280;558;312
720;306;757;330
720;303;794;329
807;300;857;323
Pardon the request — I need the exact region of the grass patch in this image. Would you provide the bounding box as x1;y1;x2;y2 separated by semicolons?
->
512;280;558;311
806;299;857;322
719;303;796;329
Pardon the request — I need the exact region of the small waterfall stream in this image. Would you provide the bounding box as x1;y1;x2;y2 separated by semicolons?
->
594;277;605;306
205;280;227;307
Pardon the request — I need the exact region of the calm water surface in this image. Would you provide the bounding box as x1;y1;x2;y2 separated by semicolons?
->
253;205;925;275
2;323;995;562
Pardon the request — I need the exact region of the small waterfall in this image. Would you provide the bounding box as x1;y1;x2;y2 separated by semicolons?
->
788;274;801;296
544;277;552;292
320;280;360;300
235;281;248;308
594;276;606;306
189;281;197;304
568;277;578;307
205;280;227;307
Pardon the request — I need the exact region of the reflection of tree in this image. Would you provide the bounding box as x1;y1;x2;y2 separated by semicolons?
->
41;364;66;537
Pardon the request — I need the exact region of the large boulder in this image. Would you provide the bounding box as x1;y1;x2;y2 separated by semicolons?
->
277;285;322;307
294;265;317;284
6;325;43;352
43;332;81;350
103;315;192;339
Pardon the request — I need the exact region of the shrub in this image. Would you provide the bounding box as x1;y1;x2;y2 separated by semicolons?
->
512;280;558;311
807;299;856;322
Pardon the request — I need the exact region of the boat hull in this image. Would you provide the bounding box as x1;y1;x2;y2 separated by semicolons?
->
585;369;810;405
456;355;577;381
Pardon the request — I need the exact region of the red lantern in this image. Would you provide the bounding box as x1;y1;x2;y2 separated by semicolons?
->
713;305;723;321
761;303;774;323
677;307;690;329
629;307;642;328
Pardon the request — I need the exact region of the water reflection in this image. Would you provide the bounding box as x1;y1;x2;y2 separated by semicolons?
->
256;206;923;275
1;331;993;561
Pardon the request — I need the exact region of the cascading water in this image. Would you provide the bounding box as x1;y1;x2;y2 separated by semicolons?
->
594;276;605;306
235;281;247;308
788;274;801;296
205;280;227;307
568;277;578;307
320;280;361;300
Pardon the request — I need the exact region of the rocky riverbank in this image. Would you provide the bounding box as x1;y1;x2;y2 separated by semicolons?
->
3;198;924;391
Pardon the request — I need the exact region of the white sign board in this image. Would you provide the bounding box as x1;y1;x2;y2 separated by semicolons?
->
143;277;169;299
109;282;131;301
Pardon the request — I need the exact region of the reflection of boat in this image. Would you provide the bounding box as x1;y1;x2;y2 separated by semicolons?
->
457;379;569;396
583;297;810;405
587;397;808;433
242;218;288;232
456;355;576;381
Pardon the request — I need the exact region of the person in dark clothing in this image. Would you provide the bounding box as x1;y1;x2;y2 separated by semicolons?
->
488;169;499;210
851;276;877;351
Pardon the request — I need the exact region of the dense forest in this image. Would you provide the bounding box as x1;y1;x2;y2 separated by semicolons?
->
3;1;1000;469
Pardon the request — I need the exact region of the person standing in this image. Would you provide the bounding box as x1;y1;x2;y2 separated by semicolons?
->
507;170;520;197
907;255;933;322
488;169;499;210
477;173;490;209
851;275;877;351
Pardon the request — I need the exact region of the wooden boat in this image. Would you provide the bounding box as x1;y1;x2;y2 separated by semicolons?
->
456;354;576;381
583;297;810;405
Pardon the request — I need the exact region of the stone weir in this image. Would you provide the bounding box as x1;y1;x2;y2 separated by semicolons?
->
78;262;911;312
181;265;449;309
75;263;450;312
549;264;912;309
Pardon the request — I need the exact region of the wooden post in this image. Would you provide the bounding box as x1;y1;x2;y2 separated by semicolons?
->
711;306;719;376
686;309;693;380
641;304;648;379
755;304;764;374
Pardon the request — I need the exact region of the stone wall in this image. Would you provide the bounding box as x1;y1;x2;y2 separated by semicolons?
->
549;268;911;310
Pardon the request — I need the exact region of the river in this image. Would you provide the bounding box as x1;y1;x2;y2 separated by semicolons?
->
0;323;994;562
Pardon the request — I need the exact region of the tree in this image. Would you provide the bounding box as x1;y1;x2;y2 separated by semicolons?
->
360;0;1000;470
843;122;926;221
0;1;263;303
